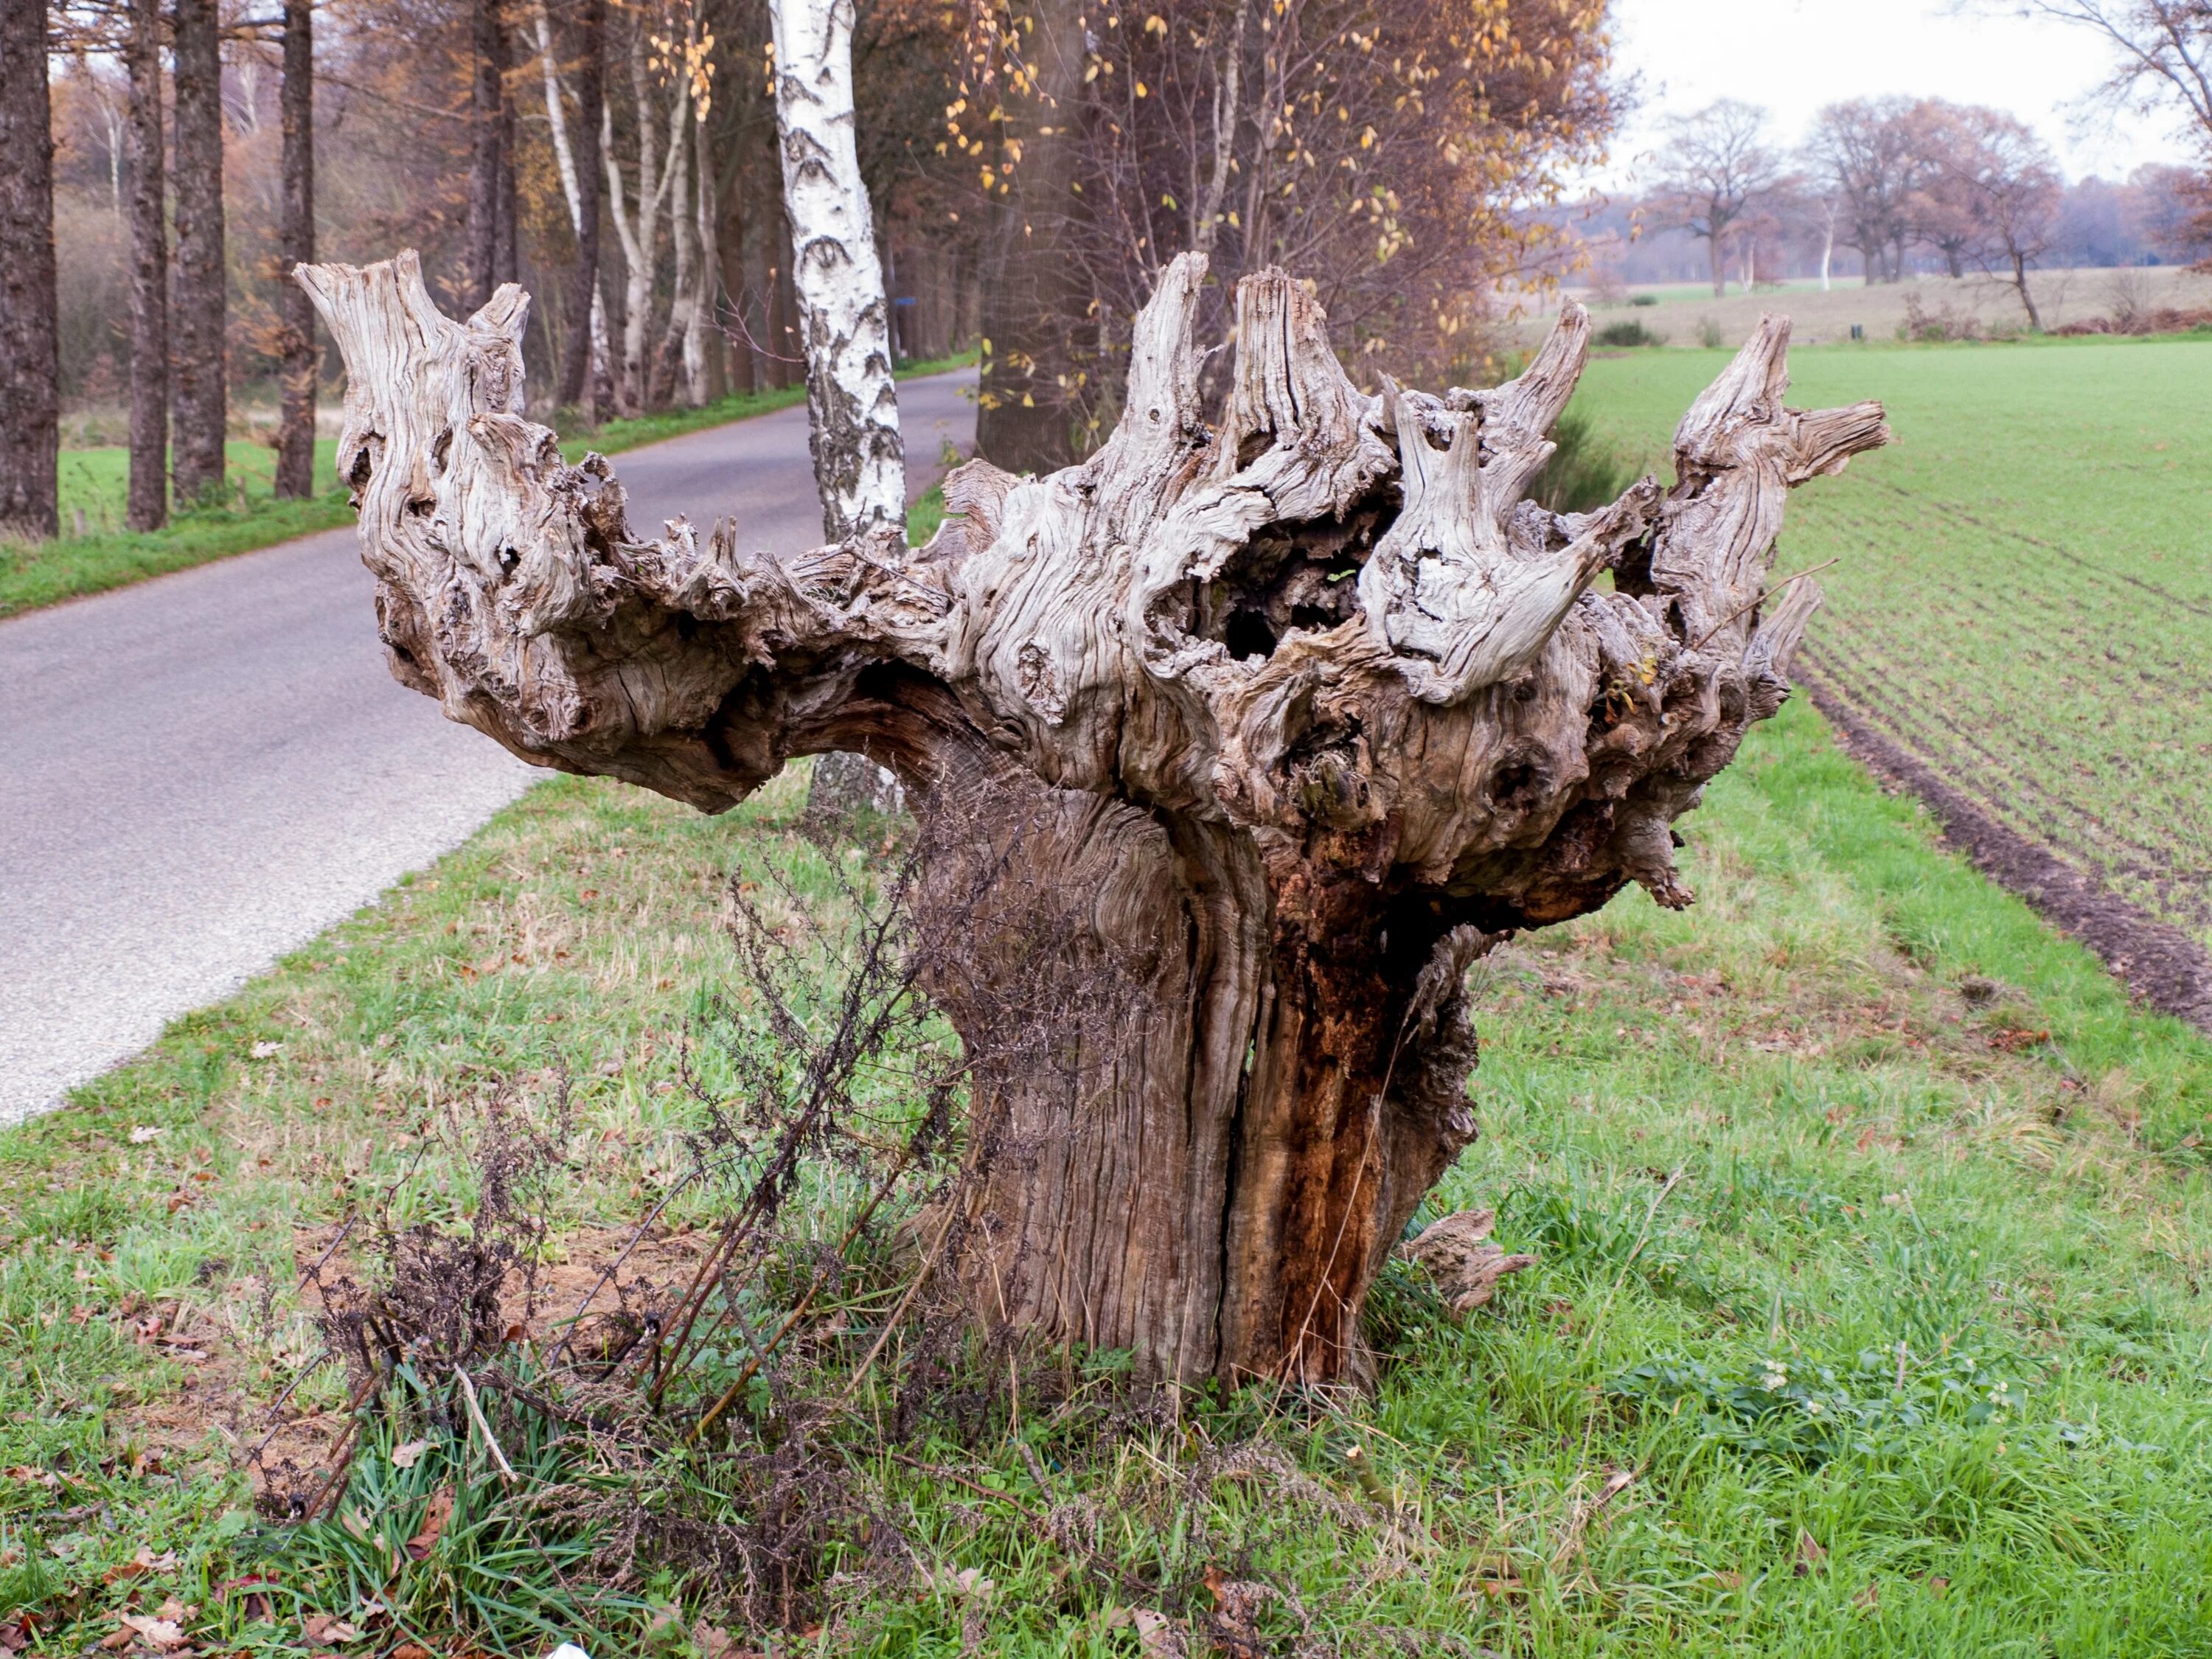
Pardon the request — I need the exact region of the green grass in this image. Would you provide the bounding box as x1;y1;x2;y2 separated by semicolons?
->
3;685;2208;1654
2;351;977;622
1572;333;2212;950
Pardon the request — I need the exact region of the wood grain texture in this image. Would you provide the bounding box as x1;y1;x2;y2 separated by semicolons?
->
297;248;1887;1383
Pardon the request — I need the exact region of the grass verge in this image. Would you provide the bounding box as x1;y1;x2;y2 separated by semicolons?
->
4;689;2208;1654
2;352;977;622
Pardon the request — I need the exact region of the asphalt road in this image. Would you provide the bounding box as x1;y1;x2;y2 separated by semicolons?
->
0;370;975;1124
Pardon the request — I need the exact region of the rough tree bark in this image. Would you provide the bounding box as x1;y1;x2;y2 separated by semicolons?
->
770;0;902;540
0;0;58;543
274;0;317;500
123;0;169;531
296;248;1886;1386
170;0;226;505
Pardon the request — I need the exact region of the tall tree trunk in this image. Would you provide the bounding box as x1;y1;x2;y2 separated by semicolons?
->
0;0;58;543
1190;0;1248;257
2011;251;2044;331
494;29;518;291
973;0;1085;474
652;76;695;410
274;0;316;500
606;40;677;414
467;0;506;307
170;0;226;506
1708;226;1725;298
553;0;605;411
689;102;720;405
771;0;902;539
298;248;1888;1385
123;0;168;532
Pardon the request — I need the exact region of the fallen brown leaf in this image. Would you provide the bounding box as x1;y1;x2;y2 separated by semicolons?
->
406;1487;455;1561
302;1614;361;1644
115;1614;188;1651
388;1439;431;1471
1852;1580;1880;1611
1794;1529;1827;1577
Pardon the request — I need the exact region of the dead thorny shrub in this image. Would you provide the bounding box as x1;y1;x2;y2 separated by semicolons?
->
251;1079;575;1517
262;776;1479;1643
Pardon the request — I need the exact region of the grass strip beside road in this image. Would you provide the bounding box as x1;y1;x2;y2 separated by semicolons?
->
3;696;2208;1655
0;351;975;621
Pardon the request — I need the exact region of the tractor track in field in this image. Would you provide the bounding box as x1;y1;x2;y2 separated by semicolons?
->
1803;675;2212;1034
1806;644;2212;916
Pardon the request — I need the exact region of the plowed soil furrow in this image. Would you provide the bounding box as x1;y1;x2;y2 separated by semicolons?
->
1804;643;2212;905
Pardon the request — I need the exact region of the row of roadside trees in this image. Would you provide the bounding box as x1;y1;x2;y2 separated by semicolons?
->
0;0;1625;545
1641;0;2212;326
1645;95;2210;330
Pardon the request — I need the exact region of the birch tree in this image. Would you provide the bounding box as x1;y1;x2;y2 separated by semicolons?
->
771;0;902;538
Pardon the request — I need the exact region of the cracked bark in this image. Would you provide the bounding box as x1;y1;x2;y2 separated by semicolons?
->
170;0;226;504
0;0;57;541
123;0;168;531
274;0;316;501
296;248;1885;1385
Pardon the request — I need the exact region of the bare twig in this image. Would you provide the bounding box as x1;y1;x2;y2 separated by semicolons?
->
456;1366;518;1486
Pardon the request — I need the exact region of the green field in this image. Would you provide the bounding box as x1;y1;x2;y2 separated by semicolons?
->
1572;334;2212;951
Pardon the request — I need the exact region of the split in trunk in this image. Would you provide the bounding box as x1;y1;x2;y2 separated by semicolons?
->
170;0;227;505
295;248;1887;1385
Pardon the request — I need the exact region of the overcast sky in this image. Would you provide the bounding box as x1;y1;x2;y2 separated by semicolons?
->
1594;0;2192;189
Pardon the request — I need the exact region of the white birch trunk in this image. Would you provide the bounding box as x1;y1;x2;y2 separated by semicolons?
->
606;34;680;414
534;3;611;395
769;0;902;540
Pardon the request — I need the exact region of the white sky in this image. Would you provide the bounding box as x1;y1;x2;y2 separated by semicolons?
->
1593;0;2194;189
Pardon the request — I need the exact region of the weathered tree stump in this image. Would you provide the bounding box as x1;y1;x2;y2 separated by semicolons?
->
296;250;1885;1385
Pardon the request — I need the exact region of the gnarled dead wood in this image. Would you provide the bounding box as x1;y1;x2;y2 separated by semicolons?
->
296;248;1886;1385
